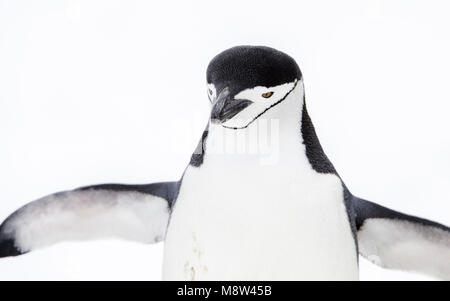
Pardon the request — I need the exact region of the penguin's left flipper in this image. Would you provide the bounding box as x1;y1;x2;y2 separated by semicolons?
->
0;182;179;258
353;196;450;280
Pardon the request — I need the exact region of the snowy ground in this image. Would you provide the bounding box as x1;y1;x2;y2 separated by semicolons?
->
1;0;450;280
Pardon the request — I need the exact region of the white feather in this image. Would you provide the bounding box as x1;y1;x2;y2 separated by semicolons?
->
163;83;358;280
358;218;450;280
1;189;170;252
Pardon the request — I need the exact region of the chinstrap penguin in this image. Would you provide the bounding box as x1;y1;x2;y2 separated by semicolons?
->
1;46;450;280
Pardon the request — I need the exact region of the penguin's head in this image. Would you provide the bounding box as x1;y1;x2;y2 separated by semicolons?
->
207;46;302;129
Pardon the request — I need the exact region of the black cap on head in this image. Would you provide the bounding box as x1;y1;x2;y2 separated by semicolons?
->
206;46;302;95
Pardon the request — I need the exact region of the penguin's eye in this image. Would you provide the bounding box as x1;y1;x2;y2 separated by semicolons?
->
261;92;274;98
208;89;213;95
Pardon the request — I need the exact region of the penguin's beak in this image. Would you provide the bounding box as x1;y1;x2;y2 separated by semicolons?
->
211;87;253;124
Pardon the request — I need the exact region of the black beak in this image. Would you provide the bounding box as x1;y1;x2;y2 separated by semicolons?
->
211;87;253;124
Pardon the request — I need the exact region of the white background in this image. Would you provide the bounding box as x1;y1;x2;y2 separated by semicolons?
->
0;0;449;280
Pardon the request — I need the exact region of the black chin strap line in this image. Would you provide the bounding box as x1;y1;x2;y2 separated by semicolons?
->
222;78;300;130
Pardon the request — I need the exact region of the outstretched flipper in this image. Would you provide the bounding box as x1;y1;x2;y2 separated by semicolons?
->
0;182;179;258
353;196;450;280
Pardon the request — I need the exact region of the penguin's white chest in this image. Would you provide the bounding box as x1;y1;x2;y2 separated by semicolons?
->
162;156;358;280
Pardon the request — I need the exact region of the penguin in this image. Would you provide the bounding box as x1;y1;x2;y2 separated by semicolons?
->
1;45;450;280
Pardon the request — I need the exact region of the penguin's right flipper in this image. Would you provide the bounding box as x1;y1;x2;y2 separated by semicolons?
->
0;182;179;258
353;196;450;280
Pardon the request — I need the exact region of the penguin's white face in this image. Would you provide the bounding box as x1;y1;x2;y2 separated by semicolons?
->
212;80;298;129
206;46;303;129
207;83;217;103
